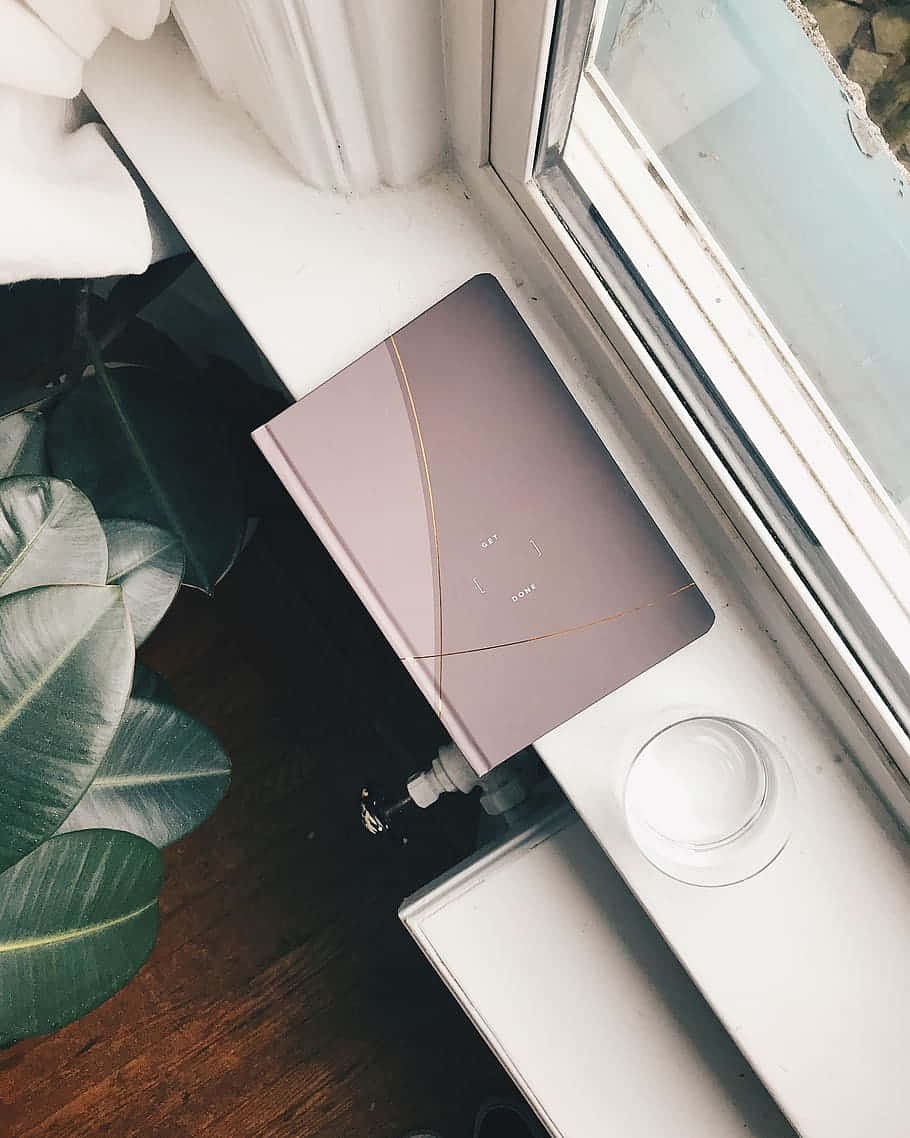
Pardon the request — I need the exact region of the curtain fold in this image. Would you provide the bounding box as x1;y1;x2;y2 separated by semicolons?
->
0;0;172;284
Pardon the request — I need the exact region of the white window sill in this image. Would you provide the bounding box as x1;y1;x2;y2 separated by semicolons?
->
86;23;910;1138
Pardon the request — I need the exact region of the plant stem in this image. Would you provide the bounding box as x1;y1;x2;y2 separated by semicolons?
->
62;280;92;387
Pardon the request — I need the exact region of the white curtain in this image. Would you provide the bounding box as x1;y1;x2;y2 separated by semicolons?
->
0;0;171;284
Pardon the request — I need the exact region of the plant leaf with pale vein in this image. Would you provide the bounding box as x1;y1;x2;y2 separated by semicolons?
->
0;477;107;598
57;697;230;848
0;584;133;871
0;829;162;1045
0;412;47;477
103;518;184;646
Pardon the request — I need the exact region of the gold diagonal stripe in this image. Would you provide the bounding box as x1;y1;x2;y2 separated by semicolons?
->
403;582;697;661
389;333;444;714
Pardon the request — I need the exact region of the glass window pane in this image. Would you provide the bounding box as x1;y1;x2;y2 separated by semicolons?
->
595;0;910;519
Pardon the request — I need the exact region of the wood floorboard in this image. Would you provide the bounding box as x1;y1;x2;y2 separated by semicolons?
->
1;520;512;1137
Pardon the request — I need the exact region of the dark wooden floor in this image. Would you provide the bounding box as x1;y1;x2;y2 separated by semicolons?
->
0;519;512;1137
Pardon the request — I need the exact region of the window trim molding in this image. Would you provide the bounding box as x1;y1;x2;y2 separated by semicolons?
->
479;0;910;810
568;71;910;609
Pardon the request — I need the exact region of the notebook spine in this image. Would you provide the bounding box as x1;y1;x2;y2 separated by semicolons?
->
252;423;491;772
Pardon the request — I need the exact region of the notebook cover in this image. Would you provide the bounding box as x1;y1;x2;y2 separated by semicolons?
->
253;274;714;774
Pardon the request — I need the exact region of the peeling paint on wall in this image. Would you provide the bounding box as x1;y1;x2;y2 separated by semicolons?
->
790;0;910;173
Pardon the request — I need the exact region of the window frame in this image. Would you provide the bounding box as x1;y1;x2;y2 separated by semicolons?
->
484;0;910;806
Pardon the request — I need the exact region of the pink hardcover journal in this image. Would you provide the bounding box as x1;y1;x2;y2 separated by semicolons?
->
253;275;713;773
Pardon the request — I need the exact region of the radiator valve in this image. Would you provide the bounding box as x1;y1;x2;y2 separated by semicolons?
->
361;743;535;835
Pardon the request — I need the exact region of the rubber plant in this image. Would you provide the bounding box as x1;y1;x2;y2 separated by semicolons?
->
0;276;250;1045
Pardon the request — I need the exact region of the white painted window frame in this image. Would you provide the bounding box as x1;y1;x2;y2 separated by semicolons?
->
469;0;910;803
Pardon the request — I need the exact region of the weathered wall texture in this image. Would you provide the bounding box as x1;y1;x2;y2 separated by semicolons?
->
807;1;910;165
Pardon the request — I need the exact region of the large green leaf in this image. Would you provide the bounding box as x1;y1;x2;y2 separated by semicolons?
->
0;412;47;477
103;518;184;646
46;362;245;593
0;584;133;871
0;829;162;1045
0;477;107;598
0;280;77;389
57;698;230;848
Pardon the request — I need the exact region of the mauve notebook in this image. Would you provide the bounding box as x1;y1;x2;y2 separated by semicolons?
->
253;274;713;774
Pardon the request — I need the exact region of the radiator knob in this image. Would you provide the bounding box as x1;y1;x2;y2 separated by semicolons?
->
360;786;414;836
